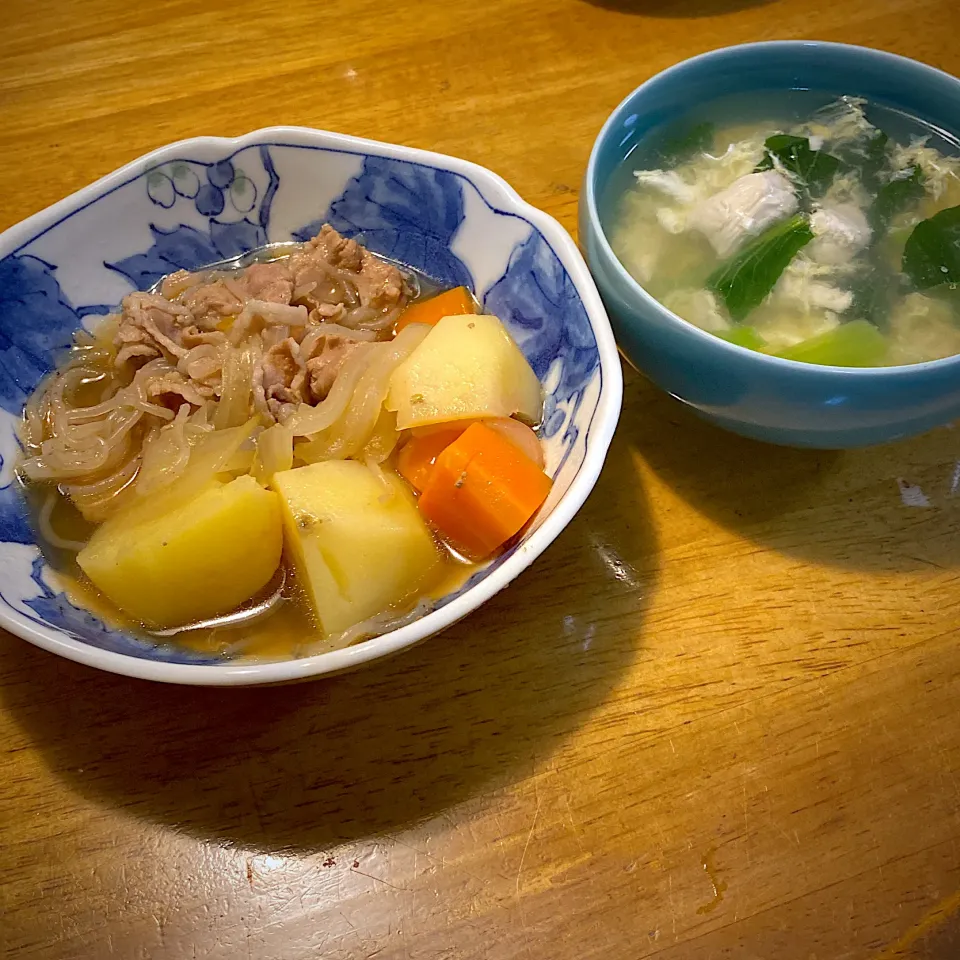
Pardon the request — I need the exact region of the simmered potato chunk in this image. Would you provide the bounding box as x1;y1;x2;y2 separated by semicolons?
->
272;460;442;636
77;475;282;628
386;314;543;429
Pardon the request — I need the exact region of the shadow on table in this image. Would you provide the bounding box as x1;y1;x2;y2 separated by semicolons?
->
1;425;657;856
581;0;774;16
890;908;960;960
619;366;960;572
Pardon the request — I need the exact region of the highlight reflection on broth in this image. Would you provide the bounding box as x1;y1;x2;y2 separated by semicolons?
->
18;226;552;660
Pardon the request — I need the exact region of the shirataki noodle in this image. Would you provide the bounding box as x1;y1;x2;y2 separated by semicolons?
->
19;226;458;656
21;226;416;531
16;223;544;662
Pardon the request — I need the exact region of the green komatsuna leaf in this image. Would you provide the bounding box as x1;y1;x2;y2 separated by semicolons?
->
849;268;903;329
707;214;815;322
870;166;926;233
774;319;889;367
755;134;841;196
661;121;715;165
714;325;767;351
902;205;960;289
864;129;889;169
858;128;890;190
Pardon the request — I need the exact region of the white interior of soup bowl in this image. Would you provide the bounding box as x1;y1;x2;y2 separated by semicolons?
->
0;127;622;685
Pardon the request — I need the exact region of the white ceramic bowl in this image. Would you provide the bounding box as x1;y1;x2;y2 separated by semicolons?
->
0;127;622;685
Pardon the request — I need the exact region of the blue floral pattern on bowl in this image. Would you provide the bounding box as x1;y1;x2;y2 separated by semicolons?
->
0;134;608;669
295;156;473;290
107;146;280;291
0;255;84;415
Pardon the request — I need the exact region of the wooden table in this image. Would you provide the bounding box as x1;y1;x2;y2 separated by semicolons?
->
3;0;960;956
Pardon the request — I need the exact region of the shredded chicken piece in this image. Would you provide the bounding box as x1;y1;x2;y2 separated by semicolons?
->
688;171;798;258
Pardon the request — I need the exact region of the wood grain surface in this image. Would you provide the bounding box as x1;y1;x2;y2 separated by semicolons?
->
3;0;960;957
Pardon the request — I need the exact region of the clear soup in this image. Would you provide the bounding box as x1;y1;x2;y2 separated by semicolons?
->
604;90;960;367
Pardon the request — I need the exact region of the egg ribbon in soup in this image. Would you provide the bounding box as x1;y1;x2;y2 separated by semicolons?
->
608;95;960;366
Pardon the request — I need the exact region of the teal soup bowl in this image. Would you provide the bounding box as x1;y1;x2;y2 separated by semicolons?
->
581;41;960;448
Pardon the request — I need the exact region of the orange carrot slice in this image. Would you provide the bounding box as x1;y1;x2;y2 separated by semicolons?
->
401;418;543;491
417;422;552;559
394;286;476;333
396;427;466;493
484;418;544;468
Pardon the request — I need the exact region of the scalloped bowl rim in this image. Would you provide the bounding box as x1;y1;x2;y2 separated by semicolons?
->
0;126;623;685
583;40;960;378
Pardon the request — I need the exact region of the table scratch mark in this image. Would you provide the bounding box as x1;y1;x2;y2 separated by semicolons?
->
515;793;543;900
561;792;585;853
668;871;677;936
350;866;407;891
742;784;751;865
492;803;511;865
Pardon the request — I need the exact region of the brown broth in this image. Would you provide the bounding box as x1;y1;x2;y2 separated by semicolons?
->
35;475;482;662
20;248;487;662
